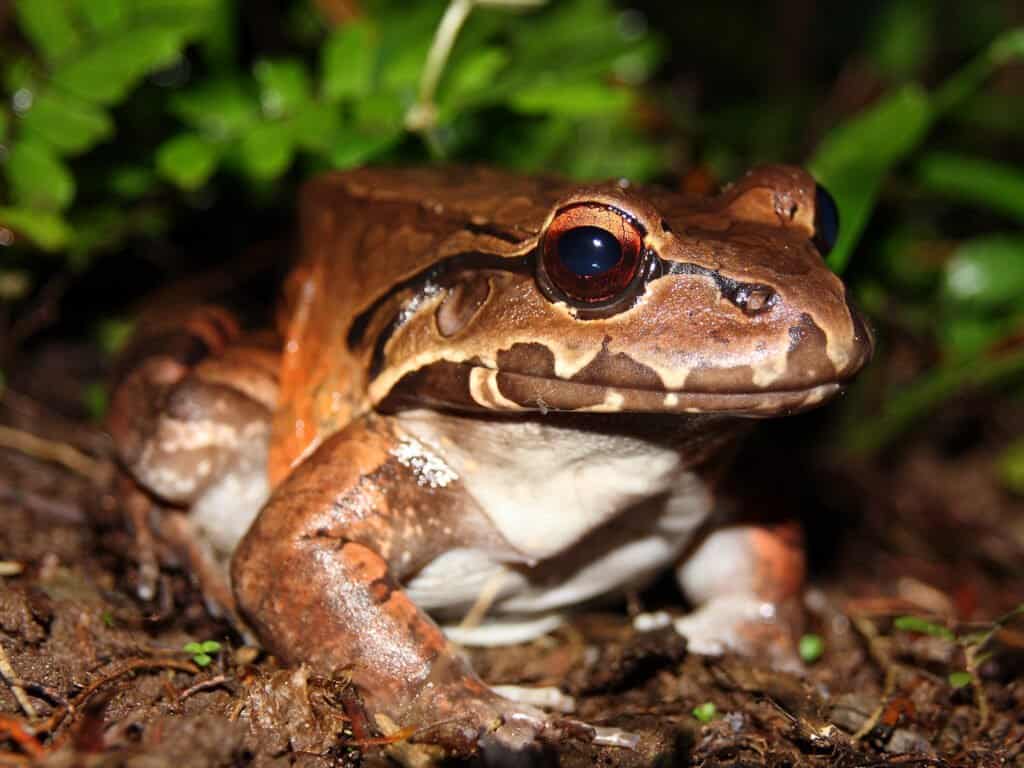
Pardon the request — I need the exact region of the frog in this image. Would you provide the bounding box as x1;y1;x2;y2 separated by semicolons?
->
107;164;872;754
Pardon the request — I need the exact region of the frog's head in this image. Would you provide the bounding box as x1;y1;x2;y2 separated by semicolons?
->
369;165;872;417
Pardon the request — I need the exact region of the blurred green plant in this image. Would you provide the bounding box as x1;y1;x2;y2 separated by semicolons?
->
0;0;663;257
810;26;1024;455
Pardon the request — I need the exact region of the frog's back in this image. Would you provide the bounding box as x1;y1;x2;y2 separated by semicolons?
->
270;166;571;483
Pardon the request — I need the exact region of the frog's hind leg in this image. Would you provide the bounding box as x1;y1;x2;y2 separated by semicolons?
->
108;305;279;620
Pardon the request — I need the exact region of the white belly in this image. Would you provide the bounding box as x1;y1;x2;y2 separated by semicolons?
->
405;471;712;646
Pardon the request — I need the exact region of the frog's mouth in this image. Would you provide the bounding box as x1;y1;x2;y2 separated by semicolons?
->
383;361;846;418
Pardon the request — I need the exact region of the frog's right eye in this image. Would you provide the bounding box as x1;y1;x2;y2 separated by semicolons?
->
813;184;840;255
540;203;644;306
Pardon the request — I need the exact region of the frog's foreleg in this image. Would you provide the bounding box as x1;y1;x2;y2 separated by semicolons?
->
672;521;805;664
231;415;550;750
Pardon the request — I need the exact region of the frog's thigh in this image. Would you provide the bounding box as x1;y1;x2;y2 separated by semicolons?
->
672;522;804;658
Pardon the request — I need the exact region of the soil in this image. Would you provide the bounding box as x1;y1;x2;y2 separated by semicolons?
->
1;336;1022;767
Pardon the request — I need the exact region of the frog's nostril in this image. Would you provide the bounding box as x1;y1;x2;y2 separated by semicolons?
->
734;285;776;316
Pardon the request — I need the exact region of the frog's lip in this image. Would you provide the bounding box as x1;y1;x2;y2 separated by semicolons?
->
464;366;846;417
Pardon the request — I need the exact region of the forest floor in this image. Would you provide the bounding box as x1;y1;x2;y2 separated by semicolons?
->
1;334;1022;767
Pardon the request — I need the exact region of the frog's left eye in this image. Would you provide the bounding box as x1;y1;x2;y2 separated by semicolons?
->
813;184;840;255
540;204;644;305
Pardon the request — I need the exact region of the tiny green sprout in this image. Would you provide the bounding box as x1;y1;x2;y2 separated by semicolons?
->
82;382;108;422
948;671;972;689
101;611;115;628
184;640;222;667
892;615;955;640
692;701;717;723
799;633;825;662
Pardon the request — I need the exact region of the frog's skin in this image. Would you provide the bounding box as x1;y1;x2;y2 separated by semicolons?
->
108;165;871;752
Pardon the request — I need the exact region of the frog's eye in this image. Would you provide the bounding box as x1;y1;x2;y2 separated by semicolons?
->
813;184;840;255
540;204;645;304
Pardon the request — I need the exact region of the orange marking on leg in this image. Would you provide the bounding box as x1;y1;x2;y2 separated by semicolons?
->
750;523;805;603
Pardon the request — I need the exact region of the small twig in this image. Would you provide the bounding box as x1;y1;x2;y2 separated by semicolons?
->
407;0;547;146
0;646;37;720
957;603;1024;729
849;614;897;742
0;424;109;485
0;715;44;758
178;674;232;703
458;570;506;629
36;657;199;735
851;665;897;742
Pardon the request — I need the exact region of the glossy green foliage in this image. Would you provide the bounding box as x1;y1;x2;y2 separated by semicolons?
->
0;0;663;253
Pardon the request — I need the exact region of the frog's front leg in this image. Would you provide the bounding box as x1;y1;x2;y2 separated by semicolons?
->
673;521;805;665
231;414;553;753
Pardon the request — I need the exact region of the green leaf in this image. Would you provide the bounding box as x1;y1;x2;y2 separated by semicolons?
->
329;128;401;170
14;0;81;62
52;24;200;105
798;633;825;663
183;642;202;654
170;79;258;140
0;207;71;250
81;381;108;421
6;140;75;210
692;701;717;723
200;640;221;652
998;438;1024;495
510;80;631;117
938;314;1016;359
78;0;128;34
156;134;219;190
917;152;1024;224
108;165;157;199
810;85;932;273
351;92;405;133
238;121;294;180
438;47;508;111
18;89;113;155
948;671;972;689
933;27;1024;116
254;58;311;119
193;653;212;666
291;103;342;153
321;20;376;101
96;317;134;356
893;615;955;640
942;236;1024;309
867;0;934;79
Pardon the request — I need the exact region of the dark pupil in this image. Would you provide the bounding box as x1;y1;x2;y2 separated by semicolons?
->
813;184;840;254
558;226;622;277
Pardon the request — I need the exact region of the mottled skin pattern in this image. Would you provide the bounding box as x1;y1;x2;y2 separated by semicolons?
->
108;165;872;754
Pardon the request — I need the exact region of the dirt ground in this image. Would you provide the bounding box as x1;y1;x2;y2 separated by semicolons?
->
1;337;1022;767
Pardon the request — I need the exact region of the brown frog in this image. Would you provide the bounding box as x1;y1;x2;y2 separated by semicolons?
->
108;165;871;753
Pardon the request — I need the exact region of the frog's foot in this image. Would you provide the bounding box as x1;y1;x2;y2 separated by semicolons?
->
673;595;801;667
383;683;557;757
670;522;805;668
